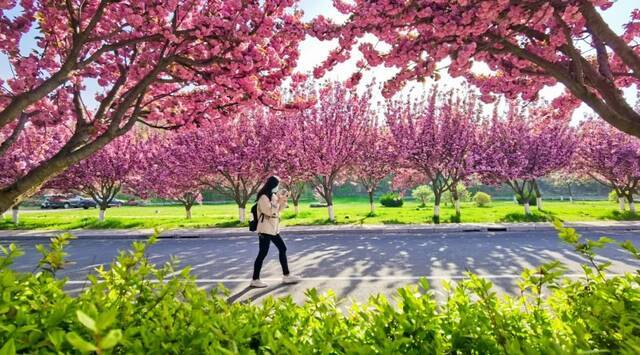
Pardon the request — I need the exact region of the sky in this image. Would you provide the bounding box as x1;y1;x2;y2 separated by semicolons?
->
1;0;638;121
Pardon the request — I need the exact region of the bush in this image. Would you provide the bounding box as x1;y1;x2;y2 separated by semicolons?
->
473;192;492;207
609;190;620;202
443;183;471;206
2;226;640;353
380;192;404;207
515;192;537;206
411;185;433;207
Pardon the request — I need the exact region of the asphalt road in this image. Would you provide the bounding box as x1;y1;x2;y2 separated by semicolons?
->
3;228;639;304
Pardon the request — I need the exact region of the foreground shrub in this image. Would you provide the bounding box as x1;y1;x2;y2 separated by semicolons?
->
1;225;639;353
380;192;403;207
473;192;492;207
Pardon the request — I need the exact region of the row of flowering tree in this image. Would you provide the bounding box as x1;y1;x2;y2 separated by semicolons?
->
2;0;639;221
7;84;640;225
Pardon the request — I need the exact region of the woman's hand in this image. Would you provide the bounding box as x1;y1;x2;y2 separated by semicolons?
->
277;190;290;203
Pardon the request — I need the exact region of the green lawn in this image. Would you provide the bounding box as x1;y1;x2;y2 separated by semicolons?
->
1;197;637;230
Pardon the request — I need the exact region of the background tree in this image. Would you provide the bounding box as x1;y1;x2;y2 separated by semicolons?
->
574;118;640;214
136;135;203;220
0;124;68;224
297;84;371;221
412;185;434;208
50;134;143;222
547;171;590;204
387;88;480;223
0;0;305;214
354;124;397;214
477;102;575;215
174;112;275;223
270;111;314;215
390;169;428;197
310;1;640;138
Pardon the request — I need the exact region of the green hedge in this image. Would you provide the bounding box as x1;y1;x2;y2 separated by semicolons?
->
1;223;640;353
380;192;404;207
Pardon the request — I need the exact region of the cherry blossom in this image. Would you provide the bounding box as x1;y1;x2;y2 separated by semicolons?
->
310;1;640;138
574;118;640;214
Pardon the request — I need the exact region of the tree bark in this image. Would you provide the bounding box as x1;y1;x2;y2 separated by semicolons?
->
627;194;636;214
185;205;192;220
619;197;626;211
568;183;574;203
368;190;375;214
238;206;246;223
524;202;531;215
451;186;460;217
11;205;19;224
532;180;543;211
328;205;335;221
98;208;107;222
433;192;441;224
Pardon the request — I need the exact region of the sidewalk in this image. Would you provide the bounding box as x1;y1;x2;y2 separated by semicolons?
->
1;221;640;240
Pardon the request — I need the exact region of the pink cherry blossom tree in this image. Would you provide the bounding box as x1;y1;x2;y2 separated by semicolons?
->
296;83;372;221
387;88;480;223
171;111;276;223
49;133;144;222
574;118;640;214
310;1;640;138
354;124;397;214
269;112;314;215
135;135;203;220
0;123;68;224
477;102;576;215
0;0;305;214
390;169;429;196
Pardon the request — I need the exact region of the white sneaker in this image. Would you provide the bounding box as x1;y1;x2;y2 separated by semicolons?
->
282;274;301;284
250;279;268;288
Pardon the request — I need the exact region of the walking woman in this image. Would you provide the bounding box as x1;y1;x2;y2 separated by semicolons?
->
251;176;300;288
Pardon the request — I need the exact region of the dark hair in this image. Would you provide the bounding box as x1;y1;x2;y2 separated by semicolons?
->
256;176;280;202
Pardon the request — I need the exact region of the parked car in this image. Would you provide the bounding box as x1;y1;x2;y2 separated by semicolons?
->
124;198;145;206
108;199;124;207
40;195;71;209
68;196;97;209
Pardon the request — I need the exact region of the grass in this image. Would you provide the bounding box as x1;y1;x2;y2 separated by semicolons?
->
0;197;636;230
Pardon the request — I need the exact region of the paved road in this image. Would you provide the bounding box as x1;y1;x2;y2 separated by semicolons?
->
3;228;639;304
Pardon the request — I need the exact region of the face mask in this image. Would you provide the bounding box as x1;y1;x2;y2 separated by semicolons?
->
271;187;279;194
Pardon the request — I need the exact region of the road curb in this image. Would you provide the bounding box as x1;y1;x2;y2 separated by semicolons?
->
1;222;640;241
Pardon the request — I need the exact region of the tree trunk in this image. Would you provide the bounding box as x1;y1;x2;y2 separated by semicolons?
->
532;180;543;211
324;184;335;221
524;202;531;215
238;206;246;223
451;187;460;217
433;192;441;224
185;205;192;220
568;184;574;203
368;190;375;214
11;205;19;224
627;194;636;214
98;208;107;222
619;197;626;211
328;205;335;221
293;203;300;215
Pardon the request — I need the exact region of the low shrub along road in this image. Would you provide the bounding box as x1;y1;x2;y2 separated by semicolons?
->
1;198;636;230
